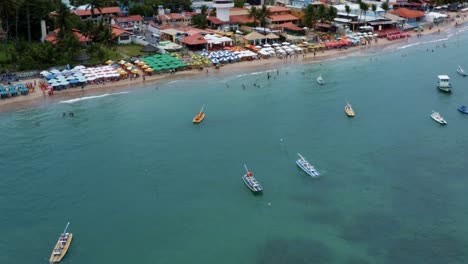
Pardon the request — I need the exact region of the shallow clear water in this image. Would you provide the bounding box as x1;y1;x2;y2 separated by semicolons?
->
1;26;468;264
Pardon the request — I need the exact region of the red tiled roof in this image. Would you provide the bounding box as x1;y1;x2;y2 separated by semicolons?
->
111;25;133;39
279;22;303;31
207;16;229;25
390;8;425;18
230;7;248;11
73;7;121;16
115;15;143;22
268;6;290;13
229;15;254;24
45;29;90;44
180;33;208;45
269;14;299;22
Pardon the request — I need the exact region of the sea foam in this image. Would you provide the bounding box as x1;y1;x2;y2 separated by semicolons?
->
59;91;129;104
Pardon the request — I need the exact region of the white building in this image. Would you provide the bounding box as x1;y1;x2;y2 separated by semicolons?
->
213;0;234;22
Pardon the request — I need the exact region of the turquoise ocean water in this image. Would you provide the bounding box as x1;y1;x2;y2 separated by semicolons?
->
1;26;468;264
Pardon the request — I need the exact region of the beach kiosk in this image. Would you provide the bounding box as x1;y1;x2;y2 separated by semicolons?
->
437;75;452;92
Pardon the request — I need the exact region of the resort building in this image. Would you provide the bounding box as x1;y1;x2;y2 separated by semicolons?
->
390;7;425;25
156;13;194;27
110;25;134;45
72;6;121;24
111;15;144;32
267;6;300;28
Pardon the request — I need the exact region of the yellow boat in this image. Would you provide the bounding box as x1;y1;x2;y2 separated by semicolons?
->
49;222;73;263
345;102;355;117
193;105;205;123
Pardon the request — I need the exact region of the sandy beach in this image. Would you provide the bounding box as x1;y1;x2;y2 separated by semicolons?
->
1;17;465;113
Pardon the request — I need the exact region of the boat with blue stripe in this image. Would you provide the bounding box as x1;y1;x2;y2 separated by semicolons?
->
296;153;320;178
242;165;263;193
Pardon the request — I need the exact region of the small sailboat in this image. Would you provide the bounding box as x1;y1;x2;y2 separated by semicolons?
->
431;111;447;125
49;222;73;263
345;101;355;117
316;74;325;85
457;65;467;76
296;153;320;177
193;105;205;123
457;105;468;114
436;75;452;92
242;164;263;193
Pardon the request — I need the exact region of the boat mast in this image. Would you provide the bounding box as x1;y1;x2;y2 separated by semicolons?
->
62;222;70;234
244;164;249;173
297;153;305;161
199;105;205;113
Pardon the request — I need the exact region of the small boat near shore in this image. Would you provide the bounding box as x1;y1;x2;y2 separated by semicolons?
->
316;75;325;85
457;65;467;76
458;105;468;114
296;153;320;178
49;222;73;263
437;75;452;92
431;111;447;125
193;105;205;123
345;101;355;117
242;165;263;193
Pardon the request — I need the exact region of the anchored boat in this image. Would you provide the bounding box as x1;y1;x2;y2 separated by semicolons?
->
437;75;452;92
457;105;468;114
316;75;325;85
49;222;73;263
431;111;447;125
457;65;467;76
193;105;205;123
242;165;263;193
345;101;355;117
296;153;320;178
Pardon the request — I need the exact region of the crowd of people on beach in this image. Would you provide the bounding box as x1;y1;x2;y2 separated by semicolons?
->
0;73;19;84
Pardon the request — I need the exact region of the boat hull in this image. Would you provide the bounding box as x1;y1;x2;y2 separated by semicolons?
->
193;113;205;123
457;69;467;76
431;116;447;125
242;175;263;193
49;233;73;263
296;160;320;177
457;106;468;114
437;84;452;93
345;106;355;117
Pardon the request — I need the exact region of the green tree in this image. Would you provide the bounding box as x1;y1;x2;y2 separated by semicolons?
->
247;6;258;27
381;2;389;18
317;4;326;22
359;1;368;22
257;5;271;30
129;4;154;17
54;1;75;39
191;5;208;29
302;5;316;31
234;0;245;8
345;5;351;19
371;4;377;18
325;6;337;23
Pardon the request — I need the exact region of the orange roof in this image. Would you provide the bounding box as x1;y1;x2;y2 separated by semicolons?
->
268;6;290;13
269;14;299;22
44;29;90;45
207;16;229;25
111;25;133;39
230;7;248;11
115;15;143;22
390;8;425;19
279;22;303;31
229;15;254;24
180;33;208;45
74;7;121;16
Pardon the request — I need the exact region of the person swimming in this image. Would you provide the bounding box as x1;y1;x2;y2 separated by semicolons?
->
62;112;66;118
69;112;74;117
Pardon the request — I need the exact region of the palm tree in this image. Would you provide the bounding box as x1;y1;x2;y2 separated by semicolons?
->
326;6;338;23
257;5;271;33
359;1;368;22
371;4;377;18
317;4;326;22
86;0;104;18
54;1;75;39
345;5;351;19
381;2;389;19
191;5;208;29
247;6;258;27
302;5;316;31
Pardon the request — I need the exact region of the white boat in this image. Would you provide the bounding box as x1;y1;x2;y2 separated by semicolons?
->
296;153;320;177
431;111;447;125
457;65;467;76
436;75;452;92
49;222;73;263
316;75;325;85
241;165;263;193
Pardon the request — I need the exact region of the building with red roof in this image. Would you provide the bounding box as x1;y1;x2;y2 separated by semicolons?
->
179;33;208;48
112;15;143;32
73;7;121;24
110;25;134;45
390;7;425;22
267;6;300;27
44;29;91;45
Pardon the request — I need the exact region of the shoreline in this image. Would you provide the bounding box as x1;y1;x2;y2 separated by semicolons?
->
1;19;465;113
